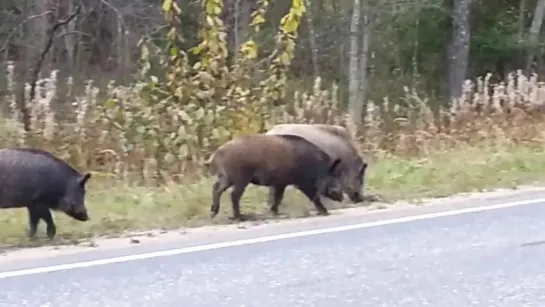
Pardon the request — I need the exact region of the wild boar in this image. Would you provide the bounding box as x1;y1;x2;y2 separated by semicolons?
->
0;148;92;240
205;134;344;220
266;123;368;203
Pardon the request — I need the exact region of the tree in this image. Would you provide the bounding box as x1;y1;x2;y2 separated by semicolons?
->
448;0;473;103
526;0;545;73
357;0;371;125
348;0;361;128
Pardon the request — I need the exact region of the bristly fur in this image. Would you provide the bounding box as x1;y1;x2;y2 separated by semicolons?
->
265;123;368;203
0;148;92;240
207;134;344;220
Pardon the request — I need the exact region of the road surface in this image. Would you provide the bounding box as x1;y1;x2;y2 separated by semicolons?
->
1;191;545;307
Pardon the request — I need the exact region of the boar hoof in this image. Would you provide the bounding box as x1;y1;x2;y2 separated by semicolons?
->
28;229;38;240
316;210;330;216
228;215;246;222
210;211;218;219
46;227;56;240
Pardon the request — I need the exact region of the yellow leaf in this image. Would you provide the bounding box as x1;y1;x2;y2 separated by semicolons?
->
195;108;204;120
172;2;182;14
241;40;258;59
205;1;218;15
205;109;215;123
140;44;149;60
283;18;298;33
214;5;222;15
211;128;220;139
104;98;117;109
162;0;172;12
190;46;201;55
166;27;176;40
178;110;192;123
192;61;202;70
174;87;183;99
164;153;175;164
250;15;265;27
279;52;291;66
177;125;187;140
206;15;215;27
179;144;189;158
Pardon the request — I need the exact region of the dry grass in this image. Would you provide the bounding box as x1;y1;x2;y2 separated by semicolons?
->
1;67;545;248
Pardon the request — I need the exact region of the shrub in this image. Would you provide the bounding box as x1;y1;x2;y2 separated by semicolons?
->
3;64;545;184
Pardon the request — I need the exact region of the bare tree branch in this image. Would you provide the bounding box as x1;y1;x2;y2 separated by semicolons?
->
22;4;82;132
0;11;54;54
55;30;91;40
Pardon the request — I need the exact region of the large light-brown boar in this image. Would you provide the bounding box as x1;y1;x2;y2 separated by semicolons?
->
266;123;368;203
205;134;344;220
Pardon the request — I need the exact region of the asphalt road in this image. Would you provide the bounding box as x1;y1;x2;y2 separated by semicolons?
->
1;192;545;307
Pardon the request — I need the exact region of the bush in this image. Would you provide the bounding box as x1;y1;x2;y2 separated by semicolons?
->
4;68;544;184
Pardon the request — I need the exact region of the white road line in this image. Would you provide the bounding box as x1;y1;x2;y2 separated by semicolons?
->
0;196;543;279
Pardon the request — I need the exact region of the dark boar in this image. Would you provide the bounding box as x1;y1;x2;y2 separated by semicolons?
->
205;134;344;220
266;123;368;203
0;148;92;239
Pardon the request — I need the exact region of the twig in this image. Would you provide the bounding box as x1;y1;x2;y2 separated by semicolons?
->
0;11;54;54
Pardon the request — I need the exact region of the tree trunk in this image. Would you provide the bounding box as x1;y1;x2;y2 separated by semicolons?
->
304;0;320;77
347;0;361;129
20;0;51;86
447;0;472;103
234;0;240;63
223;0;252;64
357;0;371;117
518;0;527;68
526;0;545;73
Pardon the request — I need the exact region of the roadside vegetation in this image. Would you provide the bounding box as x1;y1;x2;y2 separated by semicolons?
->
1;0;545;248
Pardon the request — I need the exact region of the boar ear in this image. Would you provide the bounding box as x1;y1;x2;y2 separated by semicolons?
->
328;158;342;175
78;173;92;187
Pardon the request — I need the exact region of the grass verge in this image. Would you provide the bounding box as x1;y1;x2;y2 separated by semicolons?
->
1;142;544;248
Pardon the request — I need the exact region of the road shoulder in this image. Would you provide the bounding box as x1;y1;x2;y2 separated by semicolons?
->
1;184;545;267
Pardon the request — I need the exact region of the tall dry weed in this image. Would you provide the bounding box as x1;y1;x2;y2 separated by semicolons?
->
1;64;545;186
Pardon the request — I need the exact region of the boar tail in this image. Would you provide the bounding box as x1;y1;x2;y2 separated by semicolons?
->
203;152;217;175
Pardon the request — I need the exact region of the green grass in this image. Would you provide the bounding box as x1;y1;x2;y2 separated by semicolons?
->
1;143;545;248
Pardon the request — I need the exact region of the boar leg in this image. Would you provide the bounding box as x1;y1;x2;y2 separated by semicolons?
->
211;176;231;218
230;181;250;221
269;185;287;215
297;184;330;216
40;209;56;240
267;187;275;208
27;207;41;239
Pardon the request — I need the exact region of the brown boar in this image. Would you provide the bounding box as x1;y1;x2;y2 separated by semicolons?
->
266;123;368;203
205;134;344;220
